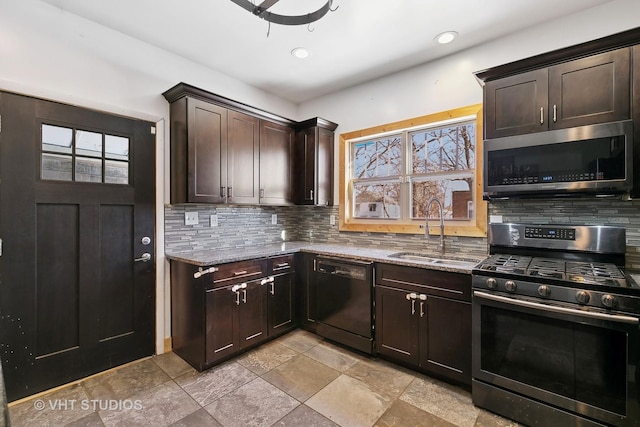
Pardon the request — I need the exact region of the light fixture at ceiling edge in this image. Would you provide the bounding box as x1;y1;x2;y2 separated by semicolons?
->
230;0;336;26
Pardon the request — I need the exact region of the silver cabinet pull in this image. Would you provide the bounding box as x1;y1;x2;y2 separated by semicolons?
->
406;292;417;315
234;270;248;276
275;262;289;268
553;104;557;122
270;282;275;296
540;107;544;124
259;188;265;198
194;266;218;279
310;189;314;200
228;187;233;198
134;253;151;262
232;284;242;305
221;186;226;197
240;283;247;304
419;294;427;317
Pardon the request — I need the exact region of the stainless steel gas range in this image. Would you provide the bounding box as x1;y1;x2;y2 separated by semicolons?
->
472;223;640;427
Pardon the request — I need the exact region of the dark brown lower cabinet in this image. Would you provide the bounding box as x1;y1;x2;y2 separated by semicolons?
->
268;272;296;337
171;256;294;371
375;263;472;386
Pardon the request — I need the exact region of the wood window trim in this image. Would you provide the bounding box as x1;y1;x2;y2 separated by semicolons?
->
338;104;487;238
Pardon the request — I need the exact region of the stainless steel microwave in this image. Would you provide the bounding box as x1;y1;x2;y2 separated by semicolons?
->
483;120;633;199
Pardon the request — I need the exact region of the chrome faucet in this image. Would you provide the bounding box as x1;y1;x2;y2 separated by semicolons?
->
425;197;445;253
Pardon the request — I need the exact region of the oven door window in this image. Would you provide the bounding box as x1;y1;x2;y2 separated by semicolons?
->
480;305;627;416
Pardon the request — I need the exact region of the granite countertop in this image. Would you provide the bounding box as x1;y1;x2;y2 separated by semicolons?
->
165;241;485;274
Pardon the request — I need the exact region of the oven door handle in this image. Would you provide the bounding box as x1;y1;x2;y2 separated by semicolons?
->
474;291;639;325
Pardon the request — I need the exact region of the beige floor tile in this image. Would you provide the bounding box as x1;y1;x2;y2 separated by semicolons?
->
400;376;479;427
306;374;392;427
235;341;299;375
375;400;456;427
170;408;222;427
204;378;299;427
153;352;194;379
175;361;257;406
261;354;340;402
345;358;415;401
272;404;339;427
474;409;522;427
82;359;172;402
9;383;95;427
303;341;361;373
98;381;200;427
276;329;324;353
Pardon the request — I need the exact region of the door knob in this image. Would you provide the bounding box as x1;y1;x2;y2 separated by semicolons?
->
134;253;151;262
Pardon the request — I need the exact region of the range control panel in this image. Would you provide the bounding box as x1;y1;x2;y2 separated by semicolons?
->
524;227;576;241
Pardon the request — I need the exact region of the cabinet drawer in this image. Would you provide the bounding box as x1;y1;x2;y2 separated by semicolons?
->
376;263;471;302
269;254;295;275
210;259;267;289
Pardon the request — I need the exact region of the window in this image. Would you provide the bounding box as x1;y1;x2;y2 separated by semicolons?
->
41;124;130;184
339;105;486;237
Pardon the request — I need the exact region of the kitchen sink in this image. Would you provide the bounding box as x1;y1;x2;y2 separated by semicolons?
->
387;252;480;268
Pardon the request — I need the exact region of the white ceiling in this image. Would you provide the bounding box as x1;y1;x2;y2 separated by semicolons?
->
39;0;613;103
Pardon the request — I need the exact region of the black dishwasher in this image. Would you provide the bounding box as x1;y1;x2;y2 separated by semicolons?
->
314;256;374;354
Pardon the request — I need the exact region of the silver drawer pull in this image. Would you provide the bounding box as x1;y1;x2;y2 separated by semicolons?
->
275;263;289;268
233;270;248;276
194;266;218;279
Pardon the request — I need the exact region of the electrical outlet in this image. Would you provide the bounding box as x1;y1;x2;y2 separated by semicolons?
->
271;214;277;225
210;214;218;227
329;215;336;225
184;211;199;225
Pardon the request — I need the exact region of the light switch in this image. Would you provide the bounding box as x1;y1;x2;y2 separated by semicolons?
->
184;211;199;225
329;215;336;225
271;214;277;225
210;214;218;227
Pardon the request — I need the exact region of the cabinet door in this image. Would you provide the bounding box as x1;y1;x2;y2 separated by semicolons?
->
268;273;296;337
259;121;294;205
549;48;630;130
484;69;548;138
296;127;316;204
316;127;334;206
375;285;419;366
187;98;227;203
238;279;268;349
227;110;259;204
419;296;471;385
205;286;240;364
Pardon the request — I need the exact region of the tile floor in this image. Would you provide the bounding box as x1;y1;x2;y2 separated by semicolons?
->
8;329;520;427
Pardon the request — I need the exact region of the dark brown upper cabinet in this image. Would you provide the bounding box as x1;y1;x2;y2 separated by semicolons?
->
163;83;335;206
259;120;294;205
295;118;337;206
484;47;630;139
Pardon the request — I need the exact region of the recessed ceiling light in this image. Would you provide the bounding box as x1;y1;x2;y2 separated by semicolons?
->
291;47;310;59
435;31;458;44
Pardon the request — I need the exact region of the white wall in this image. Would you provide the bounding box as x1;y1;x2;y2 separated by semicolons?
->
0;0;638;356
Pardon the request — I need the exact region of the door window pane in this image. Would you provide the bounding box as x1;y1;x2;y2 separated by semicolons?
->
105;135;129;161
42;124;72;154
75;157;102;182
353;182;400;219
105;160;129;184
76;130;102;158
42;153;73;181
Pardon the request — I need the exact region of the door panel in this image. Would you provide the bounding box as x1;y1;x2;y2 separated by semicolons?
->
375;285;419;365
259;121;293;205
0;92;155;401
206;287;239;363
36;203;80;357
227;110;259;204
239;280;268;348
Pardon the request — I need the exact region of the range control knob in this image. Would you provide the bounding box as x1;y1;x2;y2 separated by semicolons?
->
486;278;497;289
601;294;617;308
504;280;517;292
537;285;551;297
576;291;591;304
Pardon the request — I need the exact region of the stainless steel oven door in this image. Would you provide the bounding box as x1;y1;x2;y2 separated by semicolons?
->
472;290;640;427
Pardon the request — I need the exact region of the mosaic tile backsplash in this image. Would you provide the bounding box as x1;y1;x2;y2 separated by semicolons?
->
165;196;640;269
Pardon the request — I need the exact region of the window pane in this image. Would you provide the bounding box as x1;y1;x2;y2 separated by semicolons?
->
412;179;473;220
105;135;129;161
353;135;402;179
411;123;475;173
76;130;102;158
75;157;102;182
105;160;129;184
42;124;72;154
41;153;72;181
353;182;400;218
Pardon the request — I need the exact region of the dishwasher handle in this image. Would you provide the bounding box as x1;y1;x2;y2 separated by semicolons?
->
315;259;371;281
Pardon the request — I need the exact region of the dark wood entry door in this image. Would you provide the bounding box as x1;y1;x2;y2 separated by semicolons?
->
0;92;156;401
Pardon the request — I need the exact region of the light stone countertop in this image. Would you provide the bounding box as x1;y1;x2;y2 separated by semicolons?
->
165;241;485;274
